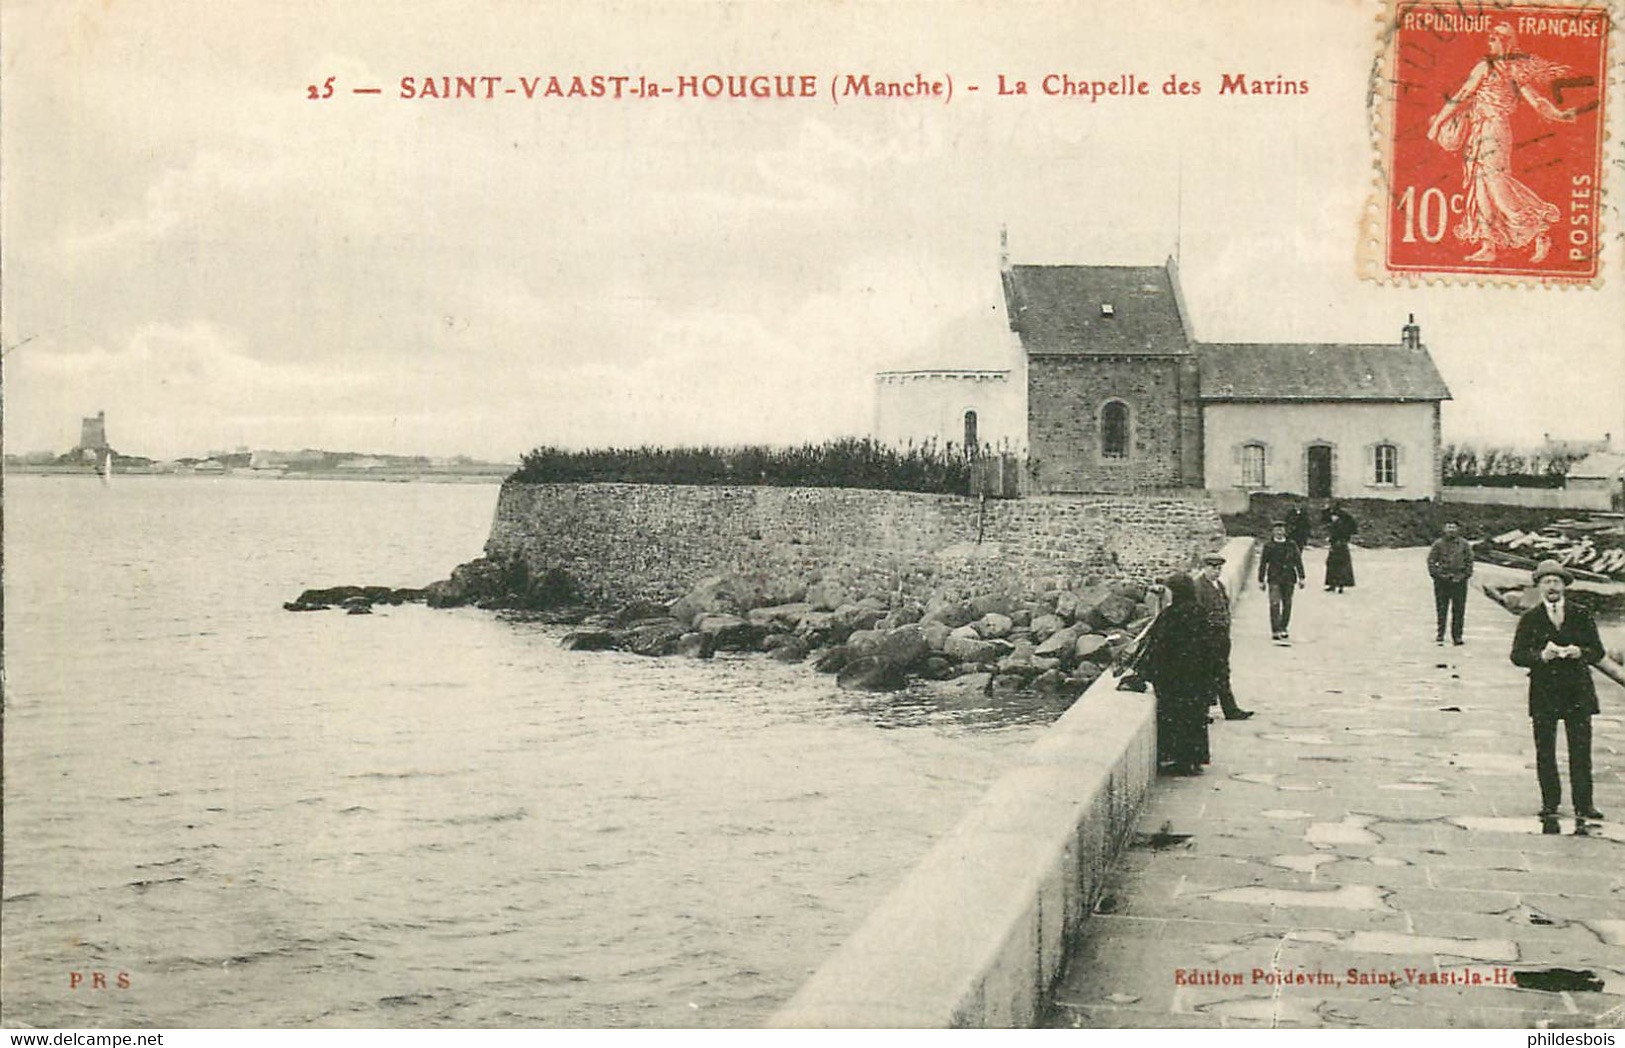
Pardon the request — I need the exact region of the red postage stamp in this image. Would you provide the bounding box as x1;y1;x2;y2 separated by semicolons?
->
1374;1;1612;283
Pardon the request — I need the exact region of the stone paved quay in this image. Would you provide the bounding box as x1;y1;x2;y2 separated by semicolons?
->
1045;547;1625;1030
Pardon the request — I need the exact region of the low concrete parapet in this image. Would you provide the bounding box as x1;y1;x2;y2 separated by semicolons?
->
769;536;1257;1028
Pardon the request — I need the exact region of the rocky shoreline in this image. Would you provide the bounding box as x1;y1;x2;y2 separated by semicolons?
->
288;553;1161;699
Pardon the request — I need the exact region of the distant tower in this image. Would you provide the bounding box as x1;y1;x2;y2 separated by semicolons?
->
1401;314;1421;350
80;410;109;452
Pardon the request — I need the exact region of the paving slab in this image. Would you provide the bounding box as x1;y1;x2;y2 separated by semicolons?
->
1044;547;1625;1029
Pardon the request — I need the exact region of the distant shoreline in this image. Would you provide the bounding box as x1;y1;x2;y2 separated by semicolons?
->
3;465;510;484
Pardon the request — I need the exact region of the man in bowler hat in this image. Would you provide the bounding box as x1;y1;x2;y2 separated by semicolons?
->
1192;552;1253;720
1510;560;1606;820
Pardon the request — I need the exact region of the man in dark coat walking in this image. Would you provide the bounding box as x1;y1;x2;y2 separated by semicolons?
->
1285;502;1313;553
1258;521;1306;642
1193;552;1253;720
1427;521;1475;645
1510;560;1606;820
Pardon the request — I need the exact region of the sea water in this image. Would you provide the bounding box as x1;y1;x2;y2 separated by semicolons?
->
1;475;1052;1028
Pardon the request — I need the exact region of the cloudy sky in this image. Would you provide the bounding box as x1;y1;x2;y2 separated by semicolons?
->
3;0;1621;461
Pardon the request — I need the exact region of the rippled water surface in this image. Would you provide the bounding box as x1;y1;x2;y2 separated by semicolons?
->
2;475;1049;1028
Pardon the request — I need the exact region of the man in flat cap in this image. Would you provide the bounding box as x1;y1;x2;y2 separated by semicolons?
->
1257;521;1306;643
1510;560;1606;820
1193;552;1254;720
1427;521;1475;646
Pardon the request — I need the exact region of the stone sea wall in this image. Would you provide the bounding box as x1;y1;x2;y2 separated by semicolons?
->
483;481;1226;608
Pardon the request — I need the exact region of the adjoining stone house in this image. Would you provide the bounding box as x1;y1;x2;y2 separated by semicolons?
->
878;254;1452;502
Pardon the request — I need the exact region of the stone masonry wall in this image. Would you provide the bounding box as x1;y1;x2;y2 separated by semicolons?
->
485;481;1225;608
1027;356;1197;493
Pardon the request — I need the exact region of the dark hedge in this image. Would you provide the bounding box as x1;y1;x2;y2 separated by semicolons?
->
511;438;973;494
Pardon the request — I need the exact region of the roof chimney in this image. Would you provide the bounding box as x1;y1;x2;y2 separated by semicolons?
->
1401;313;1421;350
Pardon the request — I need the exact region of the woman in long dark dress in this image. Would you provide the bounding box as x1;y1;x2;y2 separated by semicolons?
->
1142;573;1212;775
1324;501;1358;593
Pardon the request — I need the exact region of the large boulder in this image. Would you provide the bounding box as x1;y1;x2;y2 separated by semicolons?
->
748;602;816;630
837;656;908;692
1034;624;1083;659
812;646;852;673
974;613;1014;640
1112;581;1146;601
846;629;886;658
1032;668;1069;696
998;641;1060;677
622;620;688;657
612;600;673;627
670;573;799;625
970;593;1015;618
922;622;952;653
493;564;580;610
948;671;995;696
923;598;978;629
1029;614;1065;643
834;604;885;633
795;611;841;646
878;624;931;671
1074;633;1114;663
695;613;756;651
943;633;999;664
669;576;744;627
761;576;810;607
425;557;509;608
890;603;925;627
560;628;617;651
769;637;810;663
676;632;716;659
1084;594;1139;630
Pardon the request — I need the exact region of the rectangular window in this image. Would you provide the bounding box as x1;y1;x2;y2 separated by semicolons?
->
1374;443;1398;485
1241;444;1266;487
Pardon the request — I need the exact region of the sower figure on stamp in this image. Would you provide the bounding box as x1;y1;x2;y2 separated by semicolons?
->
1426;23;1579;264
1258;521;1306;643
1193;552;1253;721
1427;521;1475;646
1510;560;1605;821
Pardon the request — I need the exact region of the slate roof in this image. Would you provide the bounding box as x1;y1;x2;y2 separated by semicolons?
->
1197;343;1452;402
1002;263;1192;356
1001;260;1452;402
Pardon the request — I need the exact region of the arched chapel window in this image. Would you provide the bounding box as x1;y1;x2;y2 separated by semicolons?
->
1101;401;1130;459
